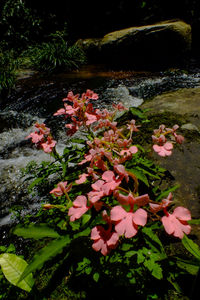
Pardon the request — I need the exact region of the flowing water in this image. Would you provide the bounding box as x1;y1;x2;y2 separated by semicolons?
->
1;64;200;242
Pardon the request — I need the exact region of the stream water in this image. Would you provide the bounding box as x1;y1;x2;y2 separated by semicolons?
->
1;64;200;242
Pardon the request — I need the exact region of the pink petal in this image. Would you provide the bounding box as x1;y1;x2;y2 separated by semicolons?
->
73;195;87;207
134;194;150;206
68;206;88;221
110;206;127;221
75;173;88;184
149;203;162;213
162;215;175;235
153;144;162;153
91;227;101;240
92;180;104;191
133;208;147;226
115;213;137;238
92;239;104;252
114;191;129;205
173;207;191;221
129;146;138;154
53;108;66;116
100;242;109;256
102;170;114;182
107;232;119;247
88;190;104;203
164;142;173;150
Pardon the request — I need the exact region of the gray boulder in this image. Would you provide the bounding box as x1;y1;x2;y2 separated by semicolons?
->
76;20;191;69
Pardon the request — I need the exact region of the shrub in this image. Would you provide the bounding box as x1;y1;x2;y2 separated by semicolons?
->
0;0;42;51
26;32;86;73
1;90;200;299
0;50;18;100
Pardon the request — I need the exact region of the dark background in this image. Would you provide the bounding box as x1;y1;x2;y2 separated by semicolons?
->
1;0;200;54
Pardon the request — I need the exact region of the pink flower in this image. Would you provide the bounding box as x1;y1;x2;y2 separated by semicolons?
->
50;181;72;197
63;91;78;102
173;133;184;144
110;206;147;238
68;195;89;221
35;123;50;135
162;206;191;239
26;132;44;144
153;142;173;157
53;108;66;116
88;180;105;203
114;191;150;207
152;134;166;145
75;173;88;184
85;112;97;125
41;136;56;153
114;164;129;182
127;120;140;132
149;192;172;213
65;123;79;136
112;103;127;111
101;171;121;195
85;89;99;100
120;145;138;156
64;104;79;116
91;225;119;255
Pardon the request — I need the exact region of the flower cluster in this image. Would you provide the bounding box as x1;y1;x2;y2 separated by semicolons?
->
27;89;192;256
152;124;184;157
53;89;127;136
53;89;99;135
26;122;56;153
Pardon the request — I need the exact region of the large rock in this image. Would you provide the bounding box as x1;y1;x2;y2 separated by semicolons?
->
141;86;200;127
76;20;191;69
140;87;200;219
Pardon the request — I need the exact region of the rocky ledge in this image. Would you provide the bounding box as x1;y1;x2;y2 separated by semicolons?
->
76;20;191;69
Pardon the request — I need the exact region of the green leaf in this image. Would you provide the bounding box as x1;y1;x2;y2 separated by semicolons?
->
28;177;44;191
128;168;149;186
73;228;90;239
81;214;91;226
20;235;70;282
142;227;162;247
121;243;132;251
167;273;182;293
0;253;34;292
85;266;92;275
70;138;86;145
188;219;200;225
176;258;199;275
151;263;163;280
137;251;145;264
13;224;61;240
93;272;100;282
144;259;163;279
125;251;137;258
155;184;180;201
129;107;147;119
182;235;200;260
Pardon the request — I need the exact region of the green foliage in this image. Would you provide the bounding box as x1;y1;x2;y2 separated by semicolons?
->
13;223;61;240
19;235;71;282
0;50;18;98
182;235;200;261
3;99;196;299
25;32;86;73
0;253;34;292
0;0;42;51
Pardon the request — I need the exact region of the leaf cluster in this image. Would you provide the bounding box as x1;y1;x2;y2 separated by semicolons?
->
24;34;86;73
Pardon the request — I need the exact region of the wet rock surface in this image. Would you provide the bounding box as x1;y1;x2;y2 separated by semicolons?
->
141;87;200;220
